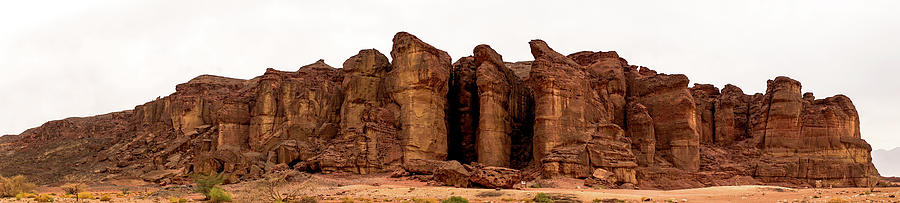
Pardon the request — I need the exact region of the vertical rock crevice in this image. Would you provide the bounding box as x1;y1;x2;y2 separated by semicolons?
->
448;56;479;164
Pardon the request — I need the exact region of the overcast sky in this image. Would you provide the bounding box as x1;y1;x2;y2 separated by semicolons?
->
1;1;898;153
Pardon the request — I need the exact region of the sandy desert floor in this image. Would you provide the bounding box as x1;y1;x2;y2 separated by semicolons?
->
3;173;898;203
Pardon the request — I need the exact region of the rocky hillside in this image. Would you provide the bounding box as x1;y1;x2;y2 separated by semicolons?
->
0;32;879;189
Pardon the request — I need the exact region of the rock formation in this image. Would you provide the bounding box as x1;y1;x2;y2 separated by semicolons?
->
448;56;478;164
386;32;452;162
628;69;701;171
316;49;402;174
0;32;878;189
473;44;533;168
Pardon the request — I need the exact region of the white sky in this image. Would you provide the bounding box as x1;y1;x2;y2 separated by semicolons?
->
1;1;898;152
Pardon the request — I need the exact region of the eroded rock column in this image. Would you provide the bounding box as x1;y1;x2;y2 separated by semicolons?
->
386;32;452;161
626;102;655;166
627;69;701;171
473;44;532;167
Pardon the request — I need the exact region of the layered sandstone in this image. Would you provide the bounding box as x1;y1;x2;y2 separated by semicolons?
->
0;32;878;189
526;40;637;183
627;69;701;171
315;49;402;174
386;32;452;162
473;44;533;168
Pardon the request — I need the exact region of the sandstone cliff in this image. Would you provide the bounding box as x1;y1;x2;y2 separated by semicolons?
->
0;32;878;189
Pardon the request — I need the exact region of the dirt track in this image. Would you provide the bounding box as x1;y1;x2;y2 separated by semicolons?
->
7;173;900;202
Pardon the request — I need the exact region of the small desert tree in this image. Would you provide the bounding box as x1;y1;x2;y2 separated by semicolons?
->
62;174;89;202
864;167;880;193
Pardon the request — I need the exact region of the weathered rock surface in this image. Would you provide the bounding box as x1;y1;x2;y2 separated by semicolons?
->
626;103;655;167
315;49;402;174
468;163;521;189
0;32;878;189
387;32;452;162
627;69;701;171
526;40;637;183
448;56;478;164
714;84;752;145
753;77;877;186
473;44;533;168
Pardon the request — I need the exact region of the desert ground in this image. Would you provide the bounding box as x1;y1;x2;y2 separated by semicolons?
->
2;173;898;203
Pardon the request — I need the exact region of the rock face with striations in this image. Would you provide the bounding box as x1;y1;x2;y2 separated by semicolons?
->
627;68;701;171
386;32;452;162
315;49;402;174
473;44;533;168
0;32;878;189
526;40;637;183
753;77;877;186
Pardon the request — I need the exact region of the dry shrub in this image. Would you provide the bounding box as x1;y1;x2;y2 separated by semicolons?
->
34;193;55;202
255;170;303;202
826;197;848;203
100;194;112;201
0;175;37;197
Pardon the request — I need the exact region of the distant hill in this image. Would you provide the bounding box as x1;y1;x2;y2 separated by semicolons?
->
873;147;900;177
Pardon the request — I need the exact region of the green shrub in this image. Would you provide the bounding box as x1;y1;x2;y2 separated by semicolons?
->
533;193;552;203
299;196;319;203
34;194;55;202
476;191;504;197
0;175;37;197
442;196;469;203
208;187;232;203
192;172;226;200
529;183;542;188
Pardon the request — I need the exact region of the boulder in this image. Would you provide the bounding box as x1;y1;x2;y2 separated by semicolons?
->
402;159;452;175
433;161;471;187
468;163;521;189
401;159;472;187
584;168;616;188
